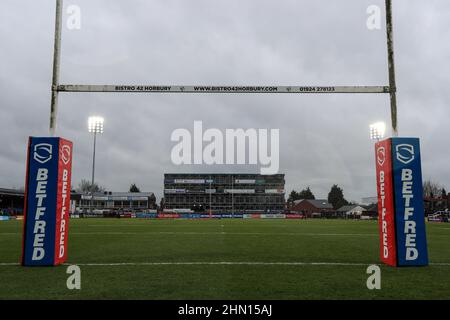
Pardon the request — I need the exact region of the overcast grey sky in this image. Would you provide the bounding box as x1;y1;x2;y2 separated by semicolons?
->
0;0;449;202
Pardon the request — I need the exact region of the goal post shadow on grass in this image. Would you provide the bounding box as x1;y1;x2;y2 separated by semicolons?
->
21;0;429;267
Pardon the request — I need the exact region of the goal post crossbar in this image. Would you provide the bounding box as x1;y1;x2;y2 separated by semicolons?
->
49;0;399;135
57;85;391;94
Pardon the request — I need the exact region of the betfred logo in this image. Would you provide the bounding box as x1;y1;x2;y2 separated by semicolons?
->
33;143;52;164
378;170;388;259
31;168;49;261
57;168;70;259
377;147;385;166
400;169;419;261
396;144;415;165
61;145;71;165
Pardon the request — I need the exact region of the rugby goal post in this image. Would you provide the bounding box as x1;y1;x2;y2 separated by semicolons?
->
49;0;398;136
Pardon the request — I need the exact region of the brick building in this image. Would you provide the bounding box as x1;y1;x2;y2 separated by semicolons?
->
290;199;333;217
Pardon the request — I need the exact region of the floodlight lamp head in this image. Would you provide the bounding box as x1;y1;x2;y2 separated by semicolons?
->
370;122;386;141
88;116;104;134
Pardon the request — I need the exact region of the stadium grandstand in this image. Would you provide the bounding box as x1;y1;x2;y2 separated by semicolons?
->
70;191;157;214
0;188;24;216
163;173;285;213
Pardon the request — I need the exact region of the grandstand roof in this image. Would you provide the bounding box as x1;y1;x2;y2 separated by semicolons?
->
0;188;24;197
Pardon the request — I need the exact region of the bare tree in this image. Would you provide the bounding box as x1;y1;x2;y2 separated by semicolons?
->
423;180;444;199
76;179;105;194
129;183;141;193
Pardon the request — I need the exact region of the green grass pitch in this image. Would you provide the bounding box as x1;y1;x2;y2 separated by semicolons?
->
1;218;449;299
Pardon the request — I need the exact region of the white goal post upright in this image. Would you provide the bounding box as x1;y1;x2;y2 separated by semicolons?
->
385;0;399;137
49;0;63;137
48;0;399;136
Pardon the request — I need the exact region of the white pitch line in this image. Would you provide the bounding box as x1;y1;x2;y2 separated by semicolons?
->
72;232;140;235
69;232;378;236
0;231;379;236
67;262;450;267
1;262;450;267
66;262;371;267
86;224;235;227
85;224;330;228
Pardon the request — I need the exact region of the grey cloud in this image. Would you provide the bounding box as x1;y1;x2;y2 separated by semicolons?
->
1;0;449;202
